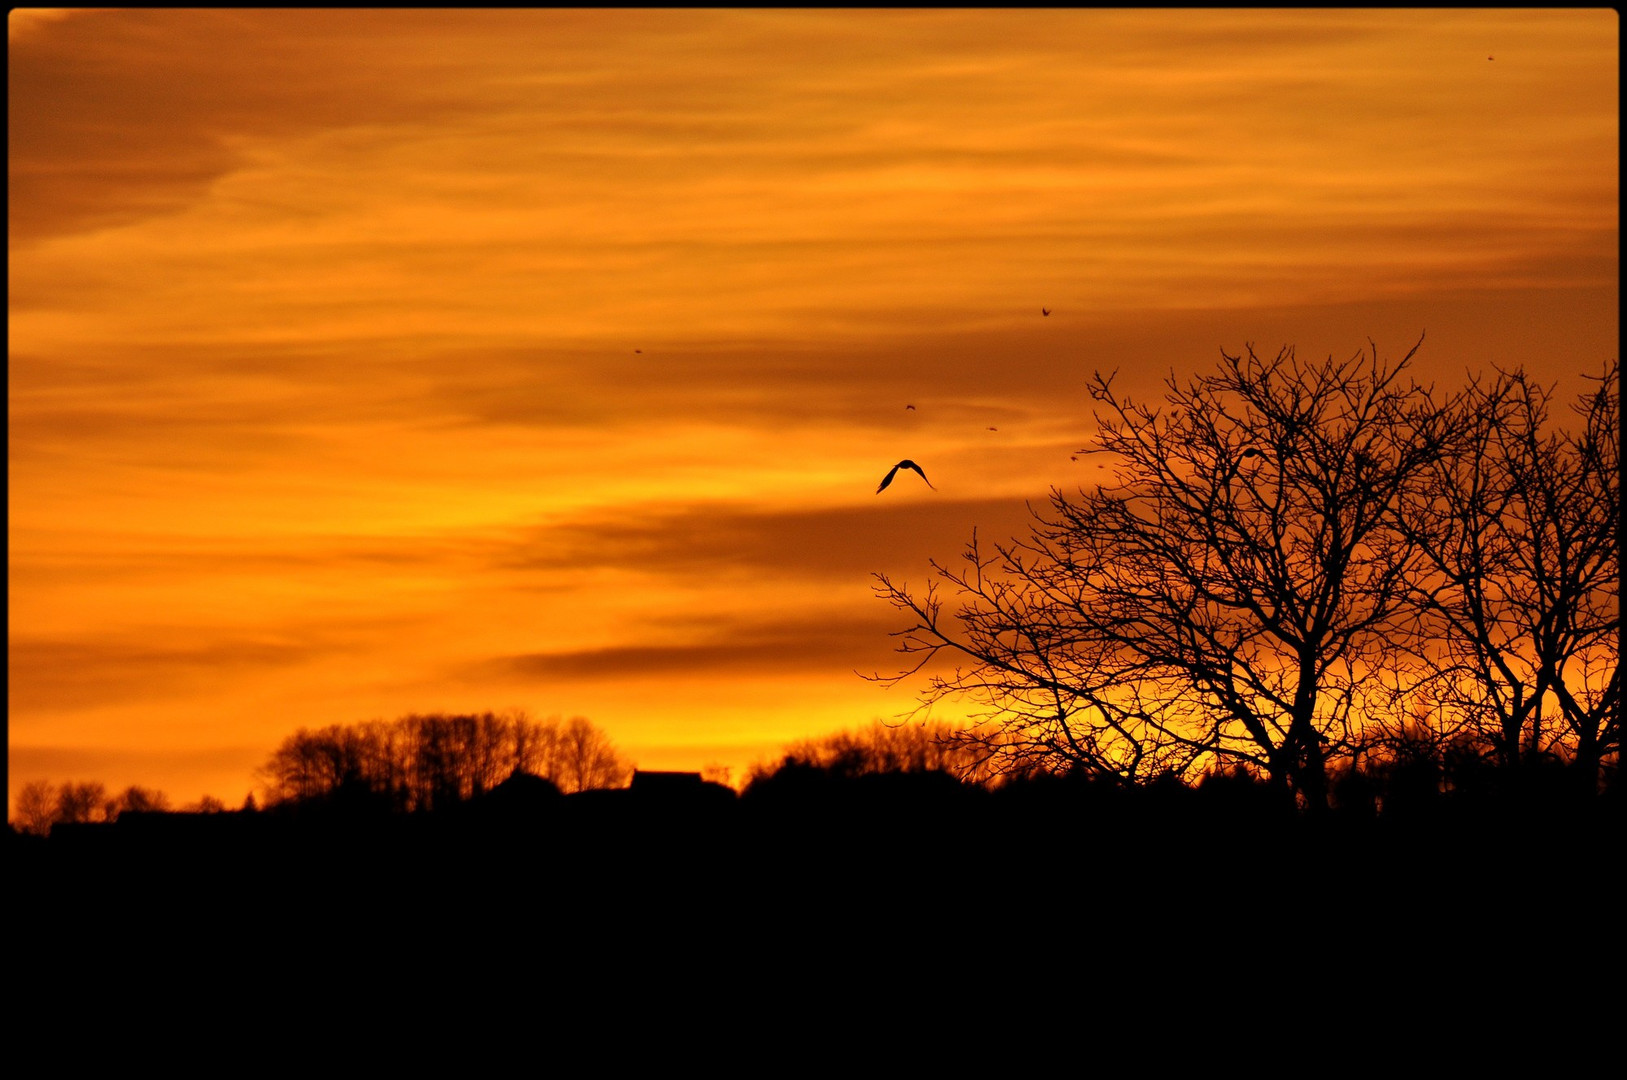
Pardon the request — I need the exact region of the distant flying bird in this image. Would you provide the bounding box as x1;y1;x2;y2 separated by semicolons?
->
877;459;935;493
987;426;999;431
1042;308;1051;317
634;349;642;354
905;404;916;411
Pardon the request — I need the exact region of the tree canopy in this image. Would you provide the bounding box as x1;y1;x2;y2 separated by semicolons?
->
875;342;1618;809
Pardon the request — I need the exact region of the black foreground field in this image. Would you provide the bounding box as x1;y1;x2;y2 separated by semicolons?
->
14;768;1616;931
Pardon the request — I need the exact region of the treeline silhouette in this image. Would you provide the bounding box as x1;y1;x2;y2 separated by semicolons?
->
256;709;632;810
18;706;1610;845
10;780;186;837
8;710;630;837
14;713;1613;866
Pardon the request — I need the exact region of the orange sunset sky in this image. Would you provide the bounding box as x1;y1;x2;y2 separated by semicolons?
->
8;9;1619;809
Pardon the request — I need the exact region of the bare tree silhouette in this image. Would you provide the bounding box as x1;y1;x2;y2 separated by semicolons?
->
12;780;58;836
874;339;1459;808
1396;358;1619;786
55;781;110;825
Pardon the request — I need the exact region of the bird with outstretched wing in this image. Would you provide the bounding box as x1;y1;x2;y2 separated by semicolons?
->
877;459;935;493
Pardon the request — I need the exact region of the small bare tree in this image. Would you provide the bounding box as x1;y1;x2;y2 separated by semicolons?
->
554;716;632;794
106;785;171;820
875;339;1454;809
12;780;59;836
55;781;110;824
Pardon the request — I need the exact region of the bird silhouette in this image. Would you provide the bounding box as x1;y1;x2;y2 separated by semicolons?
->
905;404;916;411
877;459;935;493
1042;307;1051;317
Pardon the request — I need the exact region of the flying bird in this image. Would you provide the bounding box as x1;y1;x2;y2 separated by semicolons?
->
1042;308;1051;317
905;404;916;411
877;459;935;493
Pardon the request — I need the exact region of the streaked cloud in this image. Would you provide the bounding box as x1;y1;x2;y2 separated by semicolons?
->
8;634;322;713
473;608;906;683
494;496;1041;581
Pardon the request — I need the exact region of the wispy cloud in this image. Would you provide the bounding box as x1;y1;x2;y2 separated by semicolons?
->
473;608;905;683
494;496;1043;583
8;634;321;713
